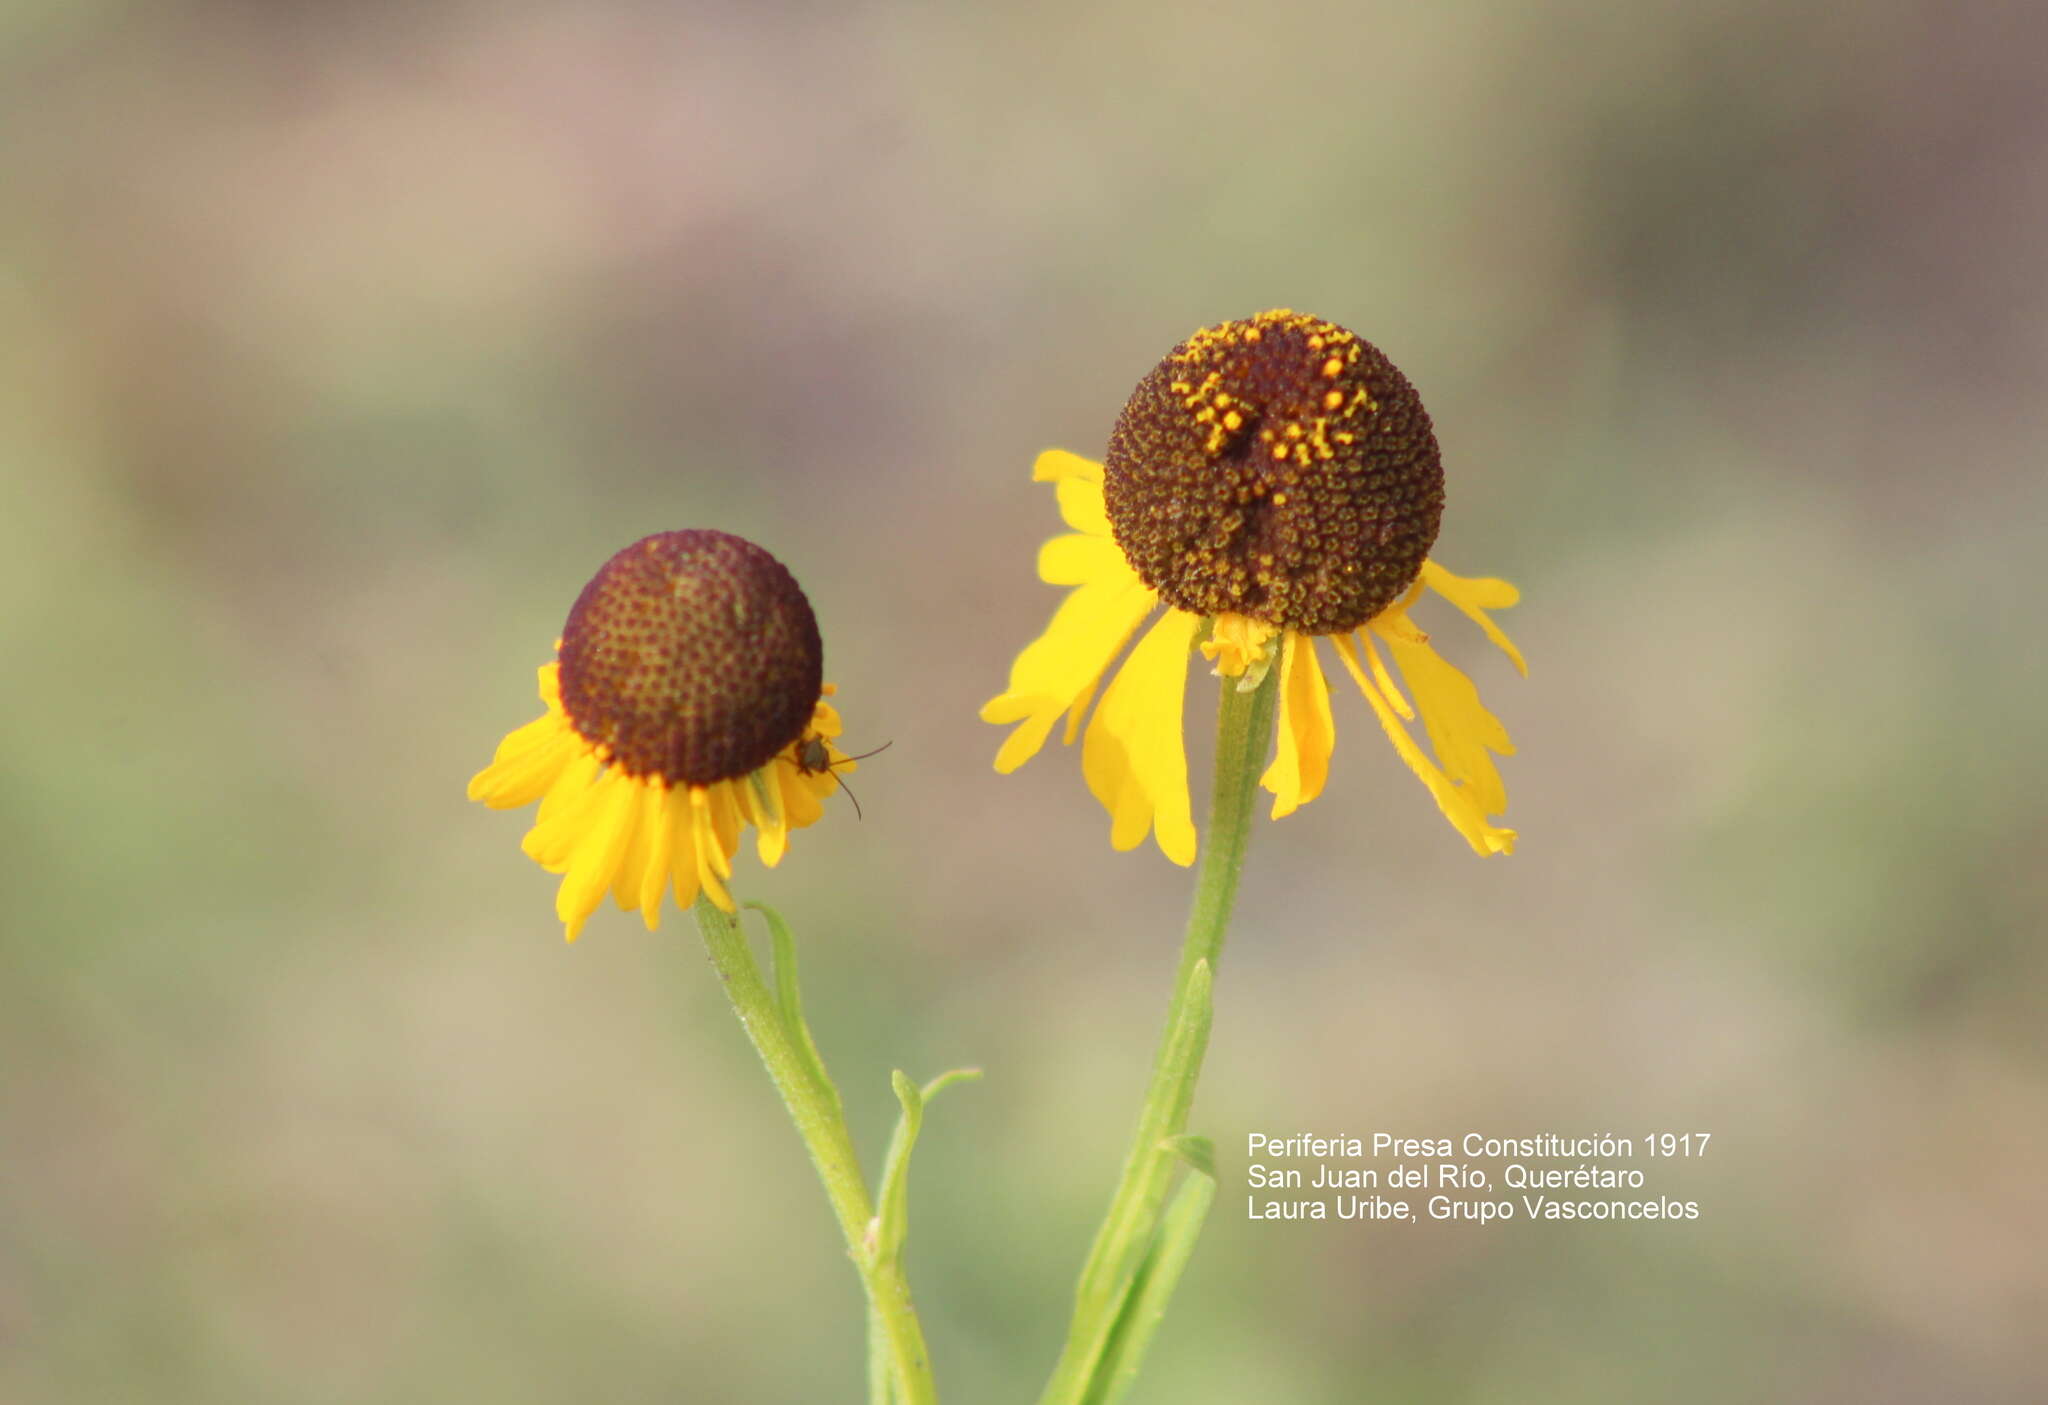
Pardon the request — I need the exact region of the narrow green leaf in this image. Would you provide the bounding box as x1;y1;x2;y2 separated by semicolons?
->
743;901;841;1118
1081;1169;1217;1405
921;1067;984;1102
874;1067;982;1265
874;1070;923;1264
1160;1135;1215;1179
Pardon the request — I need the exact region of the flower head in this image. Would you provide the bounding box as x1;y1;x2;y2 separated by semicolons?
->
469;530;860;939
982;309;1524;864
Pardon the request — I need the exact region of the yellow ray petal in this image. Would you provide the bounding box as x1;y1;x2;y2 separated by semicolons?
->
1038;532;1127;586
637;781;679;930
705;782;742;880
1032;448;1103;484
1082;608;1201;865
1377;626;1515;816
1032;451;1111;534
982;567;1158;773
485;705;565;765
521;753;605;871
689;787;735;912
779;753;829;830
555;772;642;941
1420;560;1527;676
467;721;578;808
610;778;656;911
1332;635;1515;856
1054;474;1112;536
748;761;790;868
1260;632;1336;819
533;750;601;831
669;784;703;912
1357;631;1414;720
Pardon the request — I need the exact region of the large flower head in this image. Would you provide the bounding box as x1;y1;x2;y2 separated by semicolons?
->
469;530;860;939
982;309;1524;864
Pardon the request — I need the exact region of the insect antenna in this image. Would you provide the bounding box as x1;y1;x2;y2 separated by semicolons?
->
792;738;893;821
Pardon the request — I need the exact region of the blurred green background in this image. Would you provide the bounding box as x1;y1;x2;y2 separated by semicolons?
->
4;1;2044;1400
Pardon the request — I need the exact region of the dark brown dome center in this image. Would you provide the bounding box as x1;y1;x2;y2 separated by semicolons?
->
557;530;822;787
1102;309;1445;635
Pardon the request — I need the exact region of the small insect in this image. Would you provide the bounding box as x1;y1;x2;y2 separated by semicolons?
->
792;737;892;820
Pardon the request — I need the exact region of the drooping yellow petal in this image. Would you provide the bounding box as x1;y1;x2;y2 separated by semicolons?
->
705;782;742;880
467;664;578;807
1030;450;1113;535
1359;632;1414;721
1375;623;1515;817
1082;608;1201;865
533;750;601;833
668;784;703;912
637;781;679;930
555;772;643;941
1033;448;1103;485
1260;631;1337;819
467;718;578;808
1420;560;1526;676
747;764;790;868
521;752;606;872
779;753;829;830
1332;635;1515;856
610;777;655;911
982;564;1158;773
1054;476;1111;536
689;786;736;912
1038;532;1127;587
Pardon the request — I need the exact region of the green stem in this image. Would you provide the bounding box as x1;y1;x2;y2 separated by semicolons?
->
692;896;938;1405
1039;669;1280;1404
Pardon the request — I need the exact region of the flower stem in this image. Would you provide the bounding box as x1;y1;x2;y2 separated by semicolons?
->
692;895;938;1405
1039;669;1280;1404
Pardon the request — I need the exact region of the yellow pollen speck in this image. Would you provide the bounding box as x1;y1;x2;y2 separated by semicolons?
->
1322;357;1343;379
1285;423;1304;438
1308;334;1325;350
1273;491;1288;505
1272;444;1289;460
1223;409;1243;430
1323;389;1343;410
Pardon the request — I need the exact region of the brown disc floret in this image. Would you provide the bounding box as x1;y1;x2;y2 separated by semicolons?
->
557;530;822;787
1103;309;1445;635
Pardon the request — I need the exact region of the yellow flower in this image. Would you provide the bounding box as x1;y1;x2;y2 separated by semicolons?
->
469;530;860;939
981;310;1524;864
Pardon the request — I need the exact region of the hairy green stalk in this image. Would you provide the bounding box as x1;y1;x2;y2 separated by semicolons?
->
693;896;938;1405
1040;669;1281;1403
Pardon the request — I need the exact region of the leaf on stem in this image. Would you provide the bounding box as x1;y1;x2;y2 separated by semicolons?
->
1159;1134;1215;1180
743;900;842;1118
1081;1166;1217;1405
873;1066;983;1265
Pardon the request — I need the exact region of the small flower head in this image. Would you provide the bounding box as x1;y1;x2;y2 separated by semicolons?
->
983;310;1524;864
470;531;860;939
1105;309;1444;635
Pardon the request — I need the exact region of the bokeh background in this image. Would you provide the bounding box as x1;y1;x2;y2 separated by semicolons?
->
5;2;2045;1400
